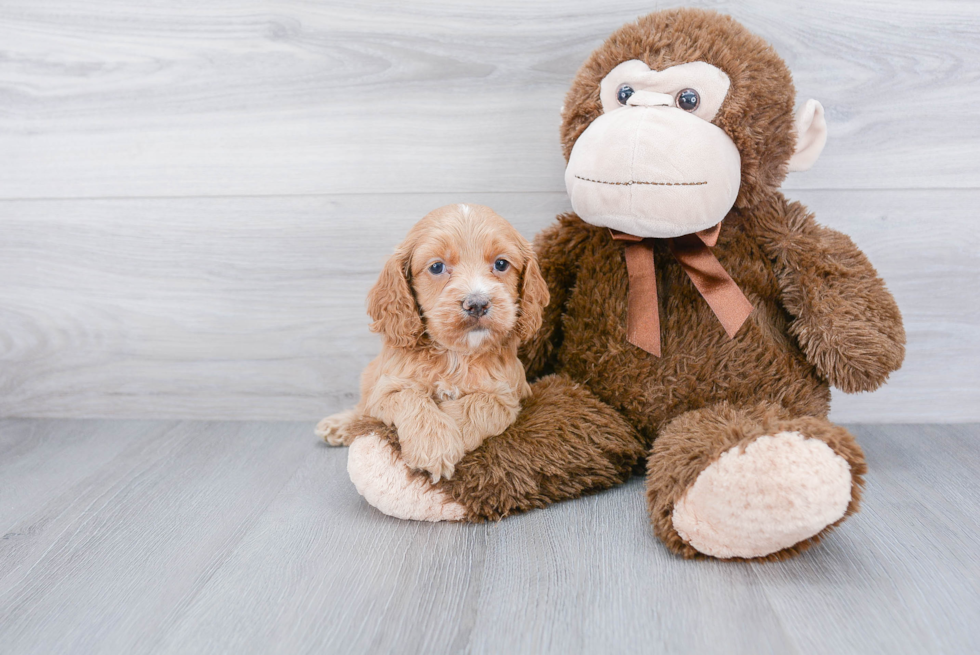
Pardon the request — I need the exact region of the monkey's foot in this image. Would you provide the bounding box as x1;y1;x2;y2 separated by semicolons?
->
347;433;466;522
671;431;853;559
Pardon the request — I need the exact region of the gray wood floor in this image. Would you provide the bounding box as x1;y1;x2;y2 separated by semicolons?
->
1;421;977;654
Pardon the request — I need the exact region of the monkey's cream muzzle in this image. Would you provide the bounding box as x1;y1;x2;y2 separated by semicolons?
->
565;108;740;238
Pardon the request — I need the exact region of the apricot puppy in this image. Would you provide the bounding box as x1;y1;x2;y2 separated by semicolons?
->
316;204;549;481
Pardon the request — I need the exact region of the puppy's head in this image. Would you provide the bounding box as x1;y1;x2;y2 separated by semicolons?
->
367;204;548;353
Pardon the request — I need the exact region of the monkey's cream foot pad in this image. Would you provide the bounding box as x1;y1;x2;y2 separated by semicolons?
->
347;433;467;521
671;431;853;559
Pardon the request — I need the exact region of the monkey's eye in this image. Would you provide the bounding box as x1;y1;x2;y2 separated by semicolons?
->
428;262;445;275
616;84;635;105
494;259;510;272
676;88;700;111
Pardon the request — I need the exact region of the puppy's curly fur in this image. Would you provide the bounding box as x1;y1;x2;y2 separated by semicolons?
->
317;204;549;481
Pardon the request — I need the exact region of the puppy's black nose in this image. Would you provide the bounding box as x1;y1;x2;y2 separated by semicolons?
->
462;294;490;317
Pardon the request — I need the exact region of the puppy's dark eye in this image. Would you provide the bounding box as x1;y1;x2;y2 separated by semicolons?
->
428;262;445;275
677;88;700;111
617;84;635;105
494;259;510;272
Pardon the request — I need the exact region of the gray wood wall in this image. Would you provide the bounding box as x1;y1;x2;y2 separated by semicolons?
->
1;0;977;421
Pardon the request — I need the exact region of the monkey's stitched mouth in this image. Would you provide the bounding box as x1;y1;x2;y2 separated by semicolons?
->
575;175;707;186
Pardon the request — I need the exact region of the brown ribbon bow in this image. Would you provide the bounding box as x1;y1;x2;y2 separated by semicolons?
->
610;223;753;356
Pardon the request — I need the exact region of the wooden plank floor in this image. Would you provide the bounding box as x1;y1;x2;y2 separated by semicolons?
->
1;421;977;654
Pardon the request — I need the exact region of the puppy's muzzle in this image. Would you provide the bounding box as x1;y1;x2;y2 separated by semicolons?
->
462;293;490;318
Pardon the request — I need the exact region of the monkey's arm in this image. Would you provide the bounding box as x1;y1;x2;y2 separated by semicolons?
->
519;216;586;379
754;199;906;393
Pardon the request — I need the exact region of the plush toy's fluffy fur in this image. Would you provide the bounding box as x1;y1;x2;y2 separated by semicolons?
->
318;204;548;481
344;9;905;560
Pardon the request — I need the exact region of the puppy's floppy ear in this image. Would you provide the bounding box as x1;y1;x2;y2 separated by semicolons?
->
515;249;549;341
367;246;425;348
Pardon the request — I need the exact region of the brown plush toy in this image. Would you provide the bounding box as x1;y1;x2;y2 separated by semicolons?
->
343;8;905;560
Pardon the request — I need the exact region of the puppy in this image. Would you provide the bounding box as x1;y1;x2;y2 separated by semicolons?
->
316;204;549;481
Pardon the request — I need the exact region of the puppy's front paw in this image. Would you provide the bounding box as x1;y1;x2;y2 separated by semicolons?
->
315;409;357;446
438;398;484;452
440;394;519;452
399;414;466;483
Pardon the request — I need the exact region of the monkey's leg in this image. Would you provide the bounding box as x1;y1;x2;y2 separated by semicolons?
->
646;402;866;561
345;374;645;522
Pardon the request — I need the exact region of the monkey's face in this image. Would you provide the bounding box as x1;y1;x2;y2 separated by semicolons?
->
564;60;741;239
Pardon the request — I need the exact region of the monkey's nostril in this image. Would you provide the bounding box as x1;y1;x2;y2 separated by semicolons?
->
462;294;491;318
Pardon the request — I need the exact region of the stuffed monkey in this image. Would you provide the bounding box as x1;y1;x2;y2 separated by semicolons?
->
343;8;905;560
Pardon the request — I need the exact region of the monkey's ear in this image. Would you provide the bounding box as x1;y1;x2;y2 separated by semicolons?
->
787;99;828;172
515;255;550;341
366;248;425;349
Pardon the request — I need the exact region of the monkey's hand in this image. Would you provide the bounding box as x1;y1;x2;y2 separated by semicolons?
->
758;201;906;393
787;290;905;393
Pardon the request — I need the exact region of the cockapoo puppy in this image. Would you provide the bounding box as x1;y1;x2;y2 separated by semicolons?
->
316;204;549;481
